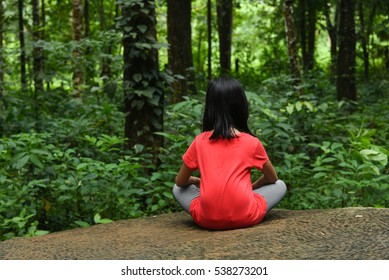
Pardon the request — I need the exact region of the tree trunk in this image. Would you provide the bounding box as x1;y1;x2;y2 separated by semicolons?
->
0;0;3;136
84;0;90;37
72;0;84;97
41;0;45;37
358;1;376;82
84;0;94;88
366;2;377;71
97;0;108;94
18;0;27;93
324;0;339;80
385;47;389;71
358;1;368;82
336;0;356;101
32;0;44;98
298;0;307;70
100;2;118;100
196;27;204;74
207;0;212;81
298;0;315;72
0;0;6;111
0;0;3;92
122;0;164;157
41;0;48;90
96;0;107;78
216;0;232;75
306;0;316;70
167;0;195;103
284;0;301;89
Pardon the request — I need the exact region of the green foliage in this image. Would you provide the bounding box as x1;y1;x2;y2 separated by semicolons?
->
0;128;177;240
1;0;389;242
1;74;389;241
263;77;389;210
0;92;176;241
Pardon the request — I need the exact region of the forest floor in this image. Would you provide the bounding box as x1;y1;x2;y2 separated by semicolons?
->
0;207;388;260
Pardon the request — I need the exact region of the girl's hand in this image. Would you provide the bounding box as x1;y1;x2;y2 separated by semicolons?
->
252;160;278;189
189;176;201;187
176;163;200;187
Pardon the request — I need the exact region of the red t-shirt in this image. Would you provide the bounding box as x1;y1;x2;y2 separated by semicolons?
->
182;131;269;230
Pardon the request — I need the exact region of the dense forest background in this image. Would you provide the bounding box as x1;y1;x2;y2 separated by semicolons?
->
0;0;388;240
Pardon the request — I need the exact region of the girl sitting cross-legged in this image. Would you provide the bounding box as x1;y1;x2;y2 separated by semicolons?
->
173;76;287;230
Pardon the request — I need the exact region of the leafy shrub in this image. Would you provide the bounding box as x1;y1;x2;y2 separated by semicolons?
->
0;130;180;240
1;75;388;241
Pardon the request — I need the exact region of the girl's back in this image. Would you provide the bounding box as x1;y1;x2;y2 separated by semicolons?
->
183;132;269;230
173;76;286;230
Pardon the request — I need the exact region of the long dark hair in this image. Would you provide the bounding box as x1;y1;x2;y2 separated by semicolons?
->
202;77;253;140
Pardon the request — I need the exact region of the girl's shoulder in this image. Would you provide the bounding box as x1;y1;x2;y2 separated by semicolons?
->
238;132;260;141
196;131;213;140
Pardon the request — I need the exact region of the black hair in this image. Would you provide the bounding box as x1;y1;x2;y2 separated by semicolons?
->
202;76;253;140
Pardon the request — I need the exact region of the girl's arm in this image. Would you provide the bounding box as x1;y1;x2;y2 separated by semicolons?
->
252;160;278;190
175;162;201;187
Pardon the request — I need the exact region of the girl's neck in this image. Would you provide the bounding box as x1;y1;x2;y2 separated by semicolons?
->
232;128;241;135
209;128;241;135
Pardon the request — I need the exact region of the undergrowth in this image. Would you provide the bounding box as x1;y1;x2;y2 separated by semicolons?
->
0;76;388;241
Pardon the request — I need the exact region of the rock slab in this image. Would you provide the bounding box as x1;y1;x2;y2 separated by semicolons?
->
0;207;388;260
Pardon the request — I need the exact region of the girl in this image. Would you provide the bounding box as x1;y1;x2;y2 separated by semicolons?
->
173;77;286;230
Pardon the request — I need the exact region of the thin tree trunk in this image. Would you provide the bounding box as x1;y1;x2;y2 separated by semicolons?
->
72;0;84;97
167;0;195;103
336;0;356;101
299;0;316;72
32;0;43;124
84;0;94;89
18;0;27;93
216;0;232;75
306;0;316;70
98;0;117;100
41;0;49;90
207;0;212;81
299;0;307;70
32;0;43;95
358;1;368;82
0;0;3;136
84;0;90;38
358;1;376;82
324;0;338;80
197;27;204;74
41;0;45;38
0;0;6;110
0;0;3;90
284;0;302;91
95;0;107;81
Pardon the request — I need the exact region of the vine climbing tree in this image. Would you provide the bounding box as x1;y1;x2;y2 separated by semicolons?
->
119;0;165;159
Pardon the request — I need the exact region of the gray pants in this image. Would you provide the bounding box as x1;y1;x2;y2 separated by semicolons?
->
173;180;287;214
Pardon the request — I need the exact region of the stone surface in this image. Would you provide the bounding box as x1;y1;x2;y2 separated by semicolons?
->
0;207;388;260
